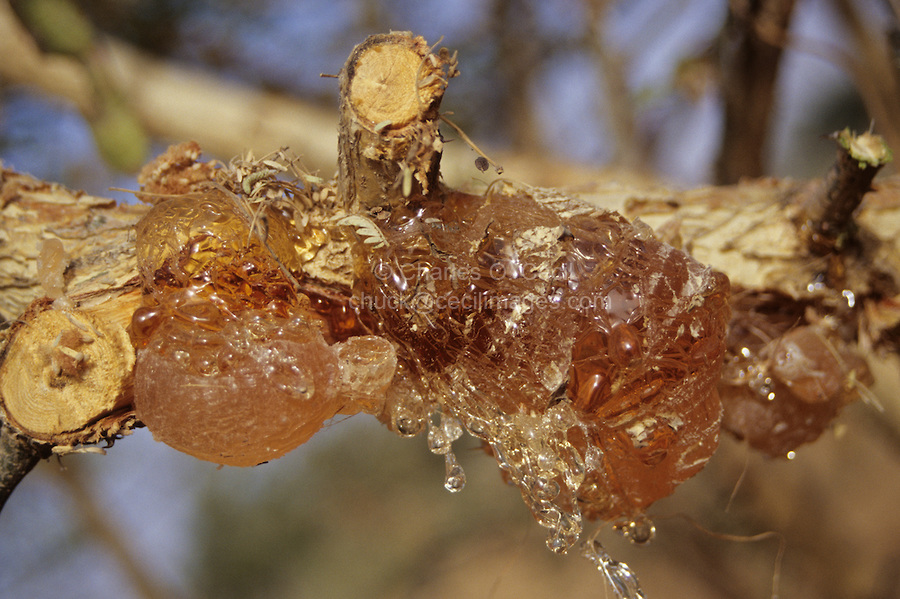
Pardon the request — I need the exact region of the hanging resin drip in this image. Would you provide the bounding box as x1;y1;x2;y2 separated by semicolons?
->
484;405;586;553
582;538;646;599
443;452;466;492
427;412;466;492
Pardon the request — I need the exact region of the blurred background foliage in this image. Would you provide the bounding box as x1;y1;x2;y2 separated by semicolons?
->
1;1;900;598
1;0;888;190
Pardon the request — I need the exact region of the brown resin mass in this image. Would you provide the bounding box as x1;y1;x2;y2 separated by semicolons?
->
353;182;731;530
720;290;871;457
121;28;731;552
131;190;395;467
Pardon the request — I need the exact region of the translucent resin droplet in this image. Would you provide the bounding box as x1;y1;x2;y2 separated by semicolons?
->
443;451;466;492
614;516;656;545
391;403;426;437
427;417;451;455
582;540;646;599
427;412;464;455
335;335;397;413
135;305;343;467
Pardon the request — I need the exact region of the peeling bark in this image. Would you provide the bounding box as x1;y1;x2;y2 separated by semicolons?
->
0;168;145;502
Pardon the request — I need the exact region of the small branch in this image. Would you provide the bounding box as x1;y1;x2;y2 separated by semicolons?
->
800;128;892;254
0;167;146;508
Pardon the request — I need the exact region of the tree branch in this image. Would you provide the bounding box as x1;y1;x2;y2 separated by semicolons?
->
0;422;45;511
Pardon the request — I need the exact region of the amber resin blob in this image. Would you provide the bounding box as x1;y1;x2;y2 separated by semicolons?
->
353;181;730;549
720;290;870;457
131;190;395;467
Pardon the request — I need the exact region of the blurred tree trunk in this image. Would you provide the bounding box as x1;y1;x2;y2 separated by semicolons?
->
716;0;797;183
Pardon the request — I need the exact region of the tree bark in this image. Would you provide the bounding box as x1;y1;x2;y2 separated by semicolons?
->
3;141;900;508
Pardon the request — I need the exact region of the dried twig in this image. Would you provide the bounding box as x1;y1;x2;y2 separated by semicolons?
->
800;128;892;254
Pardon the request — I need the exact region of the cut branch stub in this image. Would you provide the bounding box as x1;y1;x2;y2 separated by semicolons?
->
338;32;456;212
0;294;140;446
0;168;147;451
800;128;892;255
